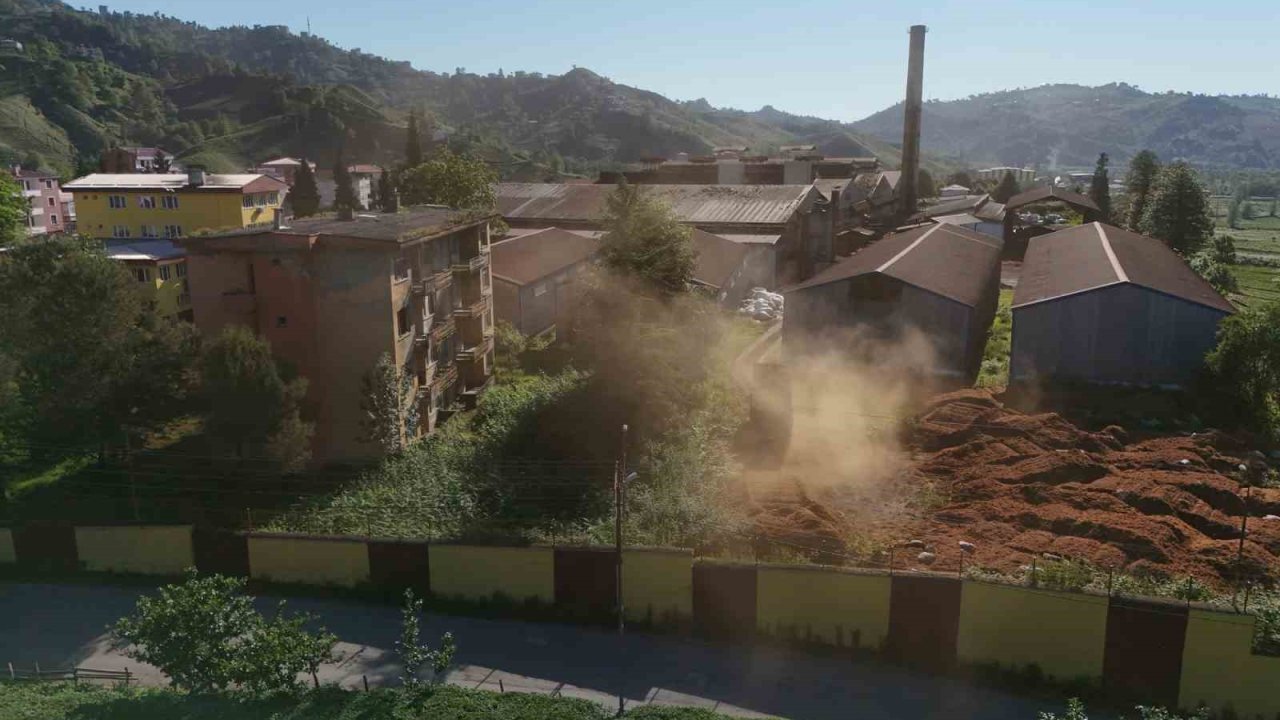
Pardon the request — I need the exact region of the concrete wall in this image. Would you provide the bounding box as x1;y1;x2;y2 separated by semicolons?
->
1011;284;1229;387
74;526;195;575
1178;609;1280;717
958;581;1108;680
756;565;891;648
623;549;693;624
247;534;371;587
428;545;554;603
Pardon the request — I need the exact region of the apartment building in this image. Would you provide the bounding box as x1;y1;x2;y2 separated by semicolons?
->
10;167;73;236
104;240;193;320
65;168;288;240
178;207;496;461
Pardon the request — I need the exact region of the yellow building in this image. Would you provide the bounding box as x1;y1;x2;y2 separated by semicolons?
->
104;239;193;320
64;168;289;240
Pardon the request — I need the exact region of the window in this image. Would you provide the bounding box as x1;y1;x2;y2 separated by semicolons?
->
164;225;183;238
134;268;149;283
255;193;267;207
162;195;179;209
112;225;129;238
276;316;288;328
533;283;548;297
49;215;58;225
158;265;171;281
396;306;411;336
141;225;159;238
108;195;126;209
138;196;156;209
242;194;255;209
43;179;53;189
267;191;279;205
21;180;31;191
47;196;55;206
176;261;187;278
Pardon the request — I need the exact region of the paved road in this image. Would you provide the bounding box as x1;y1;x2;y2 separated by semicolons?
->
0;582;1057;719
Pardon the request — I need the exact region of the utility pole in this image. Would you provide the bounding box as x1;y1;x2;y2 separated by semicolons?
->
614;423;628;717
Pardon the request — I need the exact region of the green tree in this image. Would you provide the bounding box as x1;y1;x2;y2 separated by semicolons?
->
1139;161;1215;255
200;325;313;468
332;147;359;211
360;351;419;455
395;589;456;688
0;235;196;454
947;171;974;188
992;171;1021;203
19;152;44;172
1088;152;1111;222
291;158;321;218
1124;150;1160;230
1271;195;1278;217
1241;199;1256;221
599;180;695;293
376;168;394;211
0;173;27;246
112;570;336;694
917;169;936;199
1227;199;1241;229
1204;302;1280;439
405;109;424;168
1188;252;1238;295
398;149;496;210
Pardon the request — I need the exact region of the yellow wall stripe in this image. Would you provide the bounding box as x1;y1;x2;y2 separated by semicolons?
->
247;535;370;588
428;545;554;603
1179;608;1280;717
756;565;891;648
74;526;194;575
957;580;1108;680
623;549;693;623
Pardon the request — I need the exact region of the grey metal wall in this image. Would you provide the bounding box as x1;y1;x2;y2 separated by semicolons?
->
784;276;980;378
1009;284;1229;387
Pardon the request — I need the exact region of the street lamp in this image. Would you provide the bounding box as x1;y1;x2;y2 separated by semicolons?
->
614;425;636;717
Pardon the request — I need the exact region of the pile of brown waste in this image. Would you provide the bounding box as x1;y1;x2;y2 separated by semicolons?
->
903;389;1280;585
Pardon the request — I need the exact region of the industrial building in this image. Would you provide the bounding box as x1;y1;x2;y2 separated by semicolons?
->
491;227;599;338
1010;223;1234;387
496;182;828;286
782;223;1002;381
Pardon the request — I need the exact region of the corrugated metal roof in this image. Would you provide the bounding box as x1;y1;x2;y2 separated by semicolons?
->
1013;223;1235;314
691;229;750;290
104;239;186;261
784;223;1002;307
490;227;599;286
496;183;814;227
1005;186;1100;213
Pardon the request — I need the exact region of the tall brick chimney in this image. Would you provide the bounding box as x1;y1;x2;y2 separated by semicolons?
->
899;25;926;221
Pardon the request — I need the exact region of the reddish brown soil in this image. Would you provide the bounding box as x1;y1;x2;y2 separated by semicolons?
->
902;389;1280;585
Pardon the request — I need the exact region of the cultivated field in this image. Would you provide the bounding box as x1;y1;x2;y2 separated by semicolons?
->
1209;196;1280;308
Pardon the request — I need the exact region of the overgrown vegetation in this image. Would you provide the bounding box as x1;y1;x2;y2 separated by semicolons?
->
0;683;738;720
977;289;1013;388
1039;698;1208;720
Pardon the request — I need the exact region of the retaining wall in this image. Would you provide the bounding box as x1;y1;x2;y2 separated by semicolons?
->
0;522;1276;717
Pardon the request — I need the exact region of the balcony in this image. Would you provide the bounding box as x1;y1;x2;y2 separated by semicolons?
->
429;317;456;343
431;364;459;391
453;293;491;318
412;273;439;296
451;253;489;274
456;334;495;362
23;189;41;198
413;332;430;351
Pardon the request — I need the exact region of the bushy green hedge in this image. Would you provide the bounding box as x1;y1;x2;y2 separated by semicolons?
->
0;683;750;720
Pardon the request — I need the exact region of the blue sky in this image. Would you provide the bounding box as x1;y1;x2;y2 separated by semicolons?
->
100;0;1277;121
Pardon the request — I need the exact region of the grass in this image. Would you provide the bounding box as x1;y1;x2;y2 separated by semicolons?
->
0;94;77;172
977;289;1013;388
0;683;751;720
1205;197;1280;309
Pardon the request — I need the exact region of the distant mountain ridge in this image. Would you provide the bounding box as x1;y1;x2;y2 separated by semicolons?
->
1;0;1275;179
851;83;1280;171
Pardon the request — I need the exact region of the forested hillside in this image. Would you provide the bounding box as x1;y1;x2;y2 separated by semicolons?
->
0;0;906;178
853;83;1280;171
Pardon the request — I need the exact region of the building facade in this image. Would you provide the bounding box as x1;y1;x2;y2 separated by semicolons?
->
104;240;192;320
491;227;599;338
65;169;288;240
1010;223;1234;387
179;208;495;461
10;167;73;236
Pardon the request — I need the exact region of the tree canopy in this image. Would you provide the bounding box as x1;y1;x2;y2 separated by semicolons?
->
1124;150;1160;230
405;109;424;168
1139;161;1214;255
0;173;27;246
200;325;313;469
916;169;936;199
291;158;321;217
398;149;496;210
1089;152;1111;222
598;181;695;294
1204;303;1280;439
333;146;359;211
992;171;1021;203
